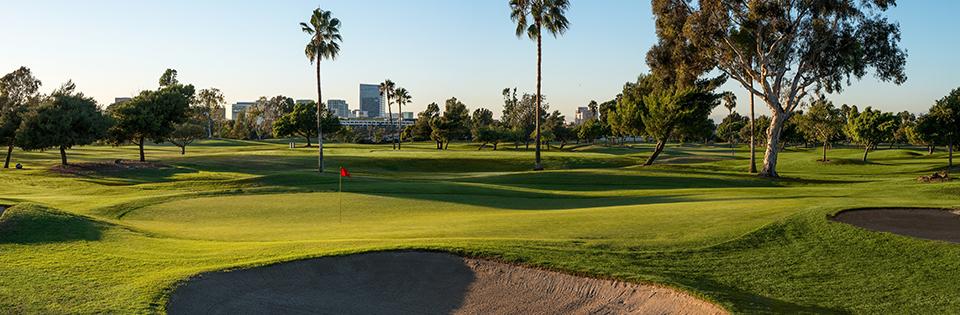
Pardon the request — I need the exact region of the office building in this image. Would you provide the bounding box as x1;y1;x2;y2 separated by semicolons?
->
230;102;256;120
401;112;414;120
359;84;382;118
575;106;596;125
327;99;350;118
352;109;369;118
114;97;132;104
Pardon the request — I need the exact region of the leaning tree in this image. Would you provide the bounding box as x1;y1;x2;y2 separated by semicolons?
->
666;0;907;177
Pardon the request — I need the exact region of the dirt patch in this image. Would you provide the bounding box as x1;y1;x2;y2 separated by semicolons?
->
50;160;170;175
917;171;951;183
167;251;726;315
831;208;960;243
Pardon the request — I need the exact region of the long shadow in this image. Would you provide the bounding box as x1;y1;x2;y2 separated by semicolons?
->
0;204;104;244
672;275;852;314
455;171;777;192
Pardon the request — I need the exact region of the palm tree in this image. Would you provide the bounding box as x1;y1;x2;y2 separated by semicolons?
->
301;7;342;173
509;0;570;171
379;80;396;149
393;87;411;149
722;92;736;115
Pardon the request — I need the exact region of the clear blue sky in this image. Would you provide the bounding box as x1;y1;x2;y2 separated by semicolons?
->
2;1;958;121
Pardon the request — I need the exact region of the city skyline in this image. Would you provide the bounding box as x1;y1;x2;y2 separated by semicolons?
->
3;1;959;121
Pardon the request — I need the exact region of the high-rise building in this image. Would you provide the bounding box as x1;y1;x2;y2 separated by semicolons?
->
327;99;350;118
359;84;382;118
575;106;596;125
230;102;256;120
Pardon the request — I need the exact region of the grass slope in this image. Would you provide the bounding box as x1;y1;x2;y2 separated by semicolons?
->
0;140;958;313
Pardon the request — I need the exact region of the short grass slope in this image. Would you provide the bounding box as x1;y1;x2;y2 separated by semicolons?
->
1;141;959;314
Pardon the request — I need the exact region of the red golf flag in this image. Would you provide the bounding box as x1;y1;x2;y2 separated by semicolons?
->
340;167;351;177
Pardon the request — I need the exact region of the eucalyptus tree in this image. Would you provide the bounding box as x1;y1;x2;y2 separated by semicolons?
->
669;0;907;177
195;87;225;138
0;67;42;169
393;87;411;149
301;7;342;172
509;0;570;170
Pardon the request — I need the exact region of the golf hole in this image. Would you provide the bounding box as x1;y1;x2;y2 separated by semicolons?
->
166;251;726;314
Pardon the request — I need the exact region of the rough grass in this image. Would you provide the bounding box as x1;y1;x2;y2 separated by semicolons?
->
0;140;958;314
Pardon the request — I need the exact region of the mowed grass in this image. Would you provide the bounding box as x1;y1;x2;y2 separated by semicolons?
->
1;140;959;314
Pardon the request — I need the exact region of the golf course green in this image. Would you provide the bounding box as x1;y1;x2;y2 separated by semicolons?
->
1;140;958;314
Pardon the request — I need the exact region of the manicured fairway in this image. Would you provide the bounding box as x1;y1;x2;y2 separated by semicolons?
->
1;140;959;313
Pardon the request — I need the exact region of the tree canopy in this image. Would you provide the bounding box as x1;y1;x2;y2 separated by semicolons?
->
108;71;196;161
15;82;109;165
666;0;908;176
845;106;897;162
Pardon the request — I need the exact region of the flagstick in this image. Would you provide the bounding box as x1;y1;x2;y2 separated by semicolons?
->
338;172;343;224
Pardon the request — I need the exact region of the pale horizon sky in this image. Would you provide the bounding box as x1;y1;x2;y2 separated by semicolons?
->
3;1;959;122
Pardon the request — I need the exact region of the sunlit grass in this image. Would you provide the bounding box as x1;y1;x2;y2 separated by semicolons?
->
1;140;958;313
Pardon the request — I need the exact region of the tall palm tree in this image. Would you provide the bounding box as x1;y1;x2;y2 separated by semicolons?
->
722;92;736;115
393;87;411;149
379;80;396;148
301;8;342;173
509;0;569;171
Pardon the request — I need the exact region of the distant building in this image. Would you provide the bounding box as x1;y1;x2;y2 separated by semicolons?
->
230;102;256;120
352;109;369;118
575;106;596;125
339;118;415;128
359;84;382;118
401;112;414;120
114;97;132;104
327;99;350;118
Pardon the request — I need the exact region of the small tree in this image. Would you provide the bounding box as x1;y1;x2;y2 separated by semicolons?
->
845;107;897;162
273;100;340;147
108;71;195;161
931;88;960;169
716;112;747;156
908;114;942;155
430;97;471;150
797;98;844;162
168;118;205;155
15;82;109;165
0;67;42;169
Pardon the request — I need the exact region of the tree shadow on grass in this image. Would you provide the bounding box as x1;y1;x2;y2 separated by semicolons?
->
0;204;104;244
673;275;852;314
454;171;778;192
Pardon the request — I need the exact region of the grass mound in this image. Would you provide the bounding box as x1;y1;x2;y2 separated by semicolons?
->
0;203;104;244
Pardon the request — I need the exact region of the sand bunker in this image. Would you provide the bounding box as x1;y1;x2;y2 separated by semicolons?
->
167;251;726;315
832;208;960;243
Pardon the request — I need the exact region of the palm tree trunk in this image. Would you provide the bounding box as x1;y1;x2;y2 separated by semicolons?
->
316;55;324;173
59;146;68;166
396;103;402;150
533;32;543;171
749;83;757;173
387;94;394;150
3;144;12;168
